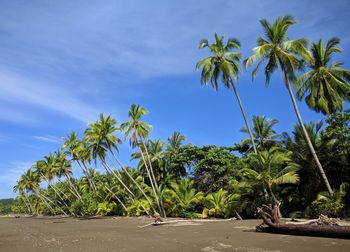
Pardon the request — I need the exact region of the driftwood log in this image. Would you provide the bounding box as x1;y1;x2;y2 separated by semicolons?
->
256;206;350;239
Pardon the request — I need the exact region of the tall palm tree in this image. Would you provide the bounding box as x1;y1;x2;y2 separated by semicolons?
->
20;169;57;215
196;33;257;154
85;113;155;215
121;105;165;217
164;132;187;178
33;157;70;214
244;15;333;195
240;115;279;150
54;150;81;200
242;147;300;203
14;176;33;214
295;38;350;114
62;132;97;192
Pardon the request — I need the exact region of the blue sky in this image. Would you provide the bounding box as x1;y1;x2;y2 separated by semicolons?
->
0;0;349;198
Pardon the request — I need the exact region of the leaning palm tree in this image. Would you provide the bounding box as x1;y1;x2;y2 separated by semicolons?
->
54;150;81;200
196;33;257;154
85;113;155;215
244;15;333;195
295;37;350;115
121;105;165;217
62;132;97;192
242;147;300;204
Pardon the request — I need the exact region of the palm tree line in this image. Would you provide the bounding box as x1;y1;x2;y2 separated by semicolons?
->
12;15;350;218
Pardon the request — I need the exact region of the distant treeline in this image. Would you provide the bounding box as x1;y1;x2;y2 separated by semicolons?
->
0;198;15;214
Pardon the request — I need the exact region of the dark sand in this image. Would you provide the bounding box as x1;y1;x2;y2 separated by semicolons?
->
1;217;350;252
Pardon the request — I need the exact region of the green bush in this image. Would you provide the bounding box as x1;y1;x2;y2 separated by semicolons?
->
71;193;99;216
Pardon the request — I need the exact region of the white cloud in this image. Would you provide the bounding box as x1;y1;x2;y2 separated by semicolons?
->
33;135;63;144
0;69;101;124
0;161;33;198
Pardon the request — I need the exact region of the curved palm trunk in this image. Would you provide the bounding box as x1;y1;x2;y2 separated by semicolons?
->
103;184;128;212
102;162;150;215
230;80;258;154
81;161;98;192
76;160;97;193
109;149;157;214
33;188;56;215
139;142;165;217
65;175;82;200
21;194;32;214
281;68;333;195
267;184;278;204
25;194;33;214
40;175;70;209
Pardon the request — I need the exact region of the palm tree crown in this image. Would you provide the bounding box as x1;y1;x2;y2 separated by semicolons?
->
196;33;241;89
245;15;308;84
296;38;350;114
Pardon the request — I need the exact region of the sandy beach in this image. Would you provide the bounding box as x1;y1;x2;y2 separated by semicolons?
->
0;217;349;252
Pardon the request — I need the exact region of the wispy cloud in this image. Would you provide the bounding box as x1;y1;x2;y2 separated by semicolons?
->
0;69;101;124
0;161;33;198
33;135;63;144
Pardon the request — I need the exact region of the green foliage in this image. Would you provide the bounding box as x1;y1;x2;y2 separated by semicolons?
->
71;193;99;216
203;189;240;218
308;184;347;217
97;201;117;216
0;198;15;214
126;199;151;216
162;179;203;217
173;145;240;193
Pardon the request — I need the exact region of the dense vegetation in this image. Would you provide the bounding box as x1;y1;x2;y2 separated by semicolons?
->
0;198;15;214
11;16;350;219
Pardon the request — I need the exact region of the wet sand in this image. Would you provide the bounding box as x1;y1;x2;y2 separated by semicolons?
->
0;217;350;251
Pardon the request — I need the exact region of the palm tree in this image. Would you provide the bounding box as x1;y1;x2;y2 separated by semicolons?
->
282;121;325;205
196;33;257;154
62;132;97;192
121;105;165;217
244;15;333;195
164;132;187;178
242;147;300;204
295;37;350;114
54;150;81;200
204;188;239;218
85;113;155;215
14;177;33;214
240;115;279;150
20;169;57;214
33;156;70;214
167;179;203;215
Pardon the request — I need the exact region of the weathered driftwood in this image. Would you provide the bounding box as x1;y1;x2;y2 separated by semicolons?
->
257;209;350;239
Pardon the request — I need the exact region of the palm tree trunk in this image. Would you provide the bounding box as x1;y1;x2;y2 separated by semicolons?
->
81;161;98;192
102;162;150;215
109;149;157;214
66;175;82;199
103;184;128;212
139;142;165;217
76;160;96;193
21;194;32;214
33;189;56;215
40;176;69;209
267;184;278;204
281;68;333;195
24;194;33;214
230;80;257;154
